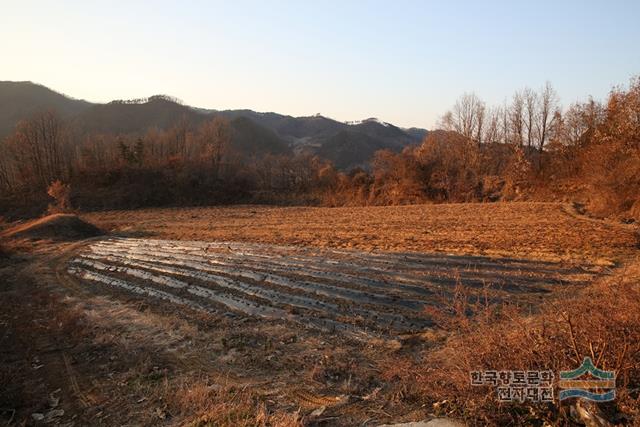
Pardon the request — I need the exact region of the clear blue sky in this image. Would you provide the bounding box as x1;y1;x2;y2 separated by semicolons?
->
2;0;639;128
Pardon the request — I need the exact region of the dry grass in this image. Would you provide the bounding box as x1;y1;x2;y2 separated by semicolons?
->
0;259;306;426
384;258;640;425
77;203;640;423
170;378;303;427
1;213;102;241
4;202;639;425
85;202;638;264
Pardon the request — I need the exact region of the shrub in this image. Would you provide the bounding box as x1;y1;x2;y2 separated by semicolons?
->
384;263;640;425
46;180;72;214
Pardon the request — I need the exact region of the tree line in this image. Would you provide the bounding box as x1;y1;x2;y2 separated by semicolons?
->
323;76;640;221
0;111;337;216
0;76;638;221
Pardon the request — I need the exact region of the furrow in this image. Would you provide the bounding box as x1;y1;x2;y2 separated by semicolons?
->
102;237;579;275
69;261;378;341
87;246;426;311
72;258;292;319
95;239;576;292
67;266;208;311
79;252;431;331
90;243;433;303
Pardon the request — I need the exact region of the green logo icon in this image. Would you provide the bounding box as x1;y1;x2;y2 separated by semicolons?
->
559;357;615;402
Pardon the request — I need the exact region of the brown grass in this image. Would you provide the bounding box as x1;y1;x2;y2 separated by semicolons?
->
84;202;637;264
384;258;640;425
0;258;306;426
4;202;639;425
170;378;303;427
2;213;102;241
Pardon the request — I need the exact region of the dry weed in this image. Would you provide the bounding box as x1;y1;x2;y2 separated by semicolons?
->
408;260;640;425
171;377;302;427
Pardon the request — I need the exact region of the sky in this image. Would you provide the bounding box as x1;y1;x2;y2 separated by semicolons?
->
2;0;639;129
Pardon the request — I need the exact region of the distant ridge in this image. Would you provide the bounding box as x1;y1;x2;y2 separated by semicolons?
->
0;81;92;136
0;81;428;169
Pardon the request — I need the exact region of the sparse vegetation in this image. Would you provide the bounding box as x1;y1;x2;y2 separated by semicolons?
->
2;2;638;425
47;180;72;214
393;262;640;425
1;76;639;223
170;379;303;427
1;201;638;425
2;214;102;241
83;202;638;263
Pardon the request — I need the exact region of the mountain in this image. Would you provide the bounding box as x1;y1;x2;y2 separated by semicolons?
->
0;81;428;169
0;81;92;137
75;95;207;134
229;116;290;155
403;127;429;141
0;85;289;158
76;98;291;156
312;119;418;168
317;130;395;169
214;110;347;139
213;113;426;167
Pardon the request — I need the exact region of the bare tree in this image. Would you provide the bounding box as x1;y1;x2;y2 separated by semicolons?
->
440;93;486;145
500;101;510;144
169;114;190;159
509;91;525;146
475;101;486;145
0;139;15;192
536;82;559;154
483;106;501;144
559;98;603;148
198;116;231;179
523;87;538;148
8;111;68;188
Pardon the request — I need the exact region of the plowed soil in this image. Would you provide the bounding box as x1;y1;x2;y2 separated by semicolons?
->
85;202;637;264
1;202;637;426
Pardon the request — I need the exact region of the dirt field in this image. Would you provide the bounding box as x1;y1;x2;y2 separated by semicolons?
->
84;202;637;264
67;237;596;341
1;202;638;426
